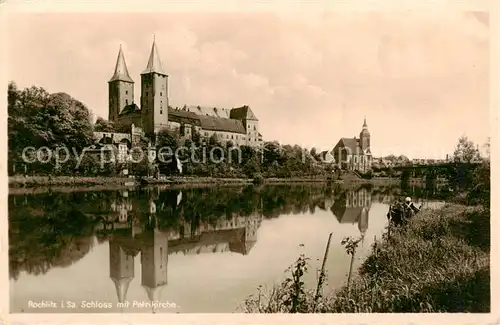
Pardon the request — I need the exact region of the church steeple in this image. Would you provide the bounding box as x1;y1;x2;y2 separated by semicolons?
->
140;36;169;135
142;37;167;76
109;45;134;83
108;45;135;122
111;277;134;304
359;116;370;152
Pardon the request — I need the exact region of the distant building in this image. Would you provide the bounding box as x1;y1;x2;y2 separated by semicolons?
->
332;118;372;173
99;40;263;149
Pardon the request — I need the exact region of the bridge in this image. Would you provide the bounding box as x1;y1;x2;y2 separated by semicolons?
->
377;162;484;188
377;162;482;174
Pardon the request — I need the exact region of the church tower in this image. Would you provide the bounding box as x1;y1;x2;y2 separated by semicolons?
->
141;38;169;136
359;117;370;150
108;45;134;122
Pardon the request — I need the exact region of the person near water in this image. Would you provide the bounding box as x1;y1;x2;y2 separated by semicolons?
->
404;197;421;214
387;197;421;227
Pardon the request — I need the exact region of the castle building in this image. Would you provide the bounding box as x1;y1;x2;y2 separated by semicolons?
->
99;39;263;148
332;118;372;173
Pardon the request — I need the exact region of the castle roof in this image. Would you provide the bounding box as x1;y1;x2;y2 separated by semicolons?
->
228;241;256;255
230;105;259;121
119;103;141;116
109;46;134;83
198;115;246;134
182;105;232;119
168;107;246;134
168;108;202;126
142;39;167;76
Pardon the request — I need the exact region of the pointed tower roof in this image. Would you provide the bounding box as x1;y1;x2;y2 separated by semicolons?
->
142;38;167;76
143;285;164;314
111;277;134;303
109;45;134;83
360;117;370;136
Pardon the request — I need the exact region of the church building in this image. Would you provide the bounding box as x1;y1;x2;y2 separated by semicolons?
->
98;39;263;149
332;118;372;173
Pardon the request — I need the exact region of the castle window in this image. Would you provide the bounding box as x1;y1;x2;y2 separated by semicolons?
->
125;99;128;105
160;92;162;96
125;90;128;95
254;125;256;130
160;110;163;114
146;91;149;96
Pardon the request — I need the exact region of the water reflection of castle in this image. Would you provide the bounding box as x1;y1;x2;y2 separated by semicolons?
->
102;190;262;311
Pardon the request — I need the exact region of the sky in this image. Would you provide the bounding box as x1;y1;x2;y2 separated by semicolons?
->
6;8;490;159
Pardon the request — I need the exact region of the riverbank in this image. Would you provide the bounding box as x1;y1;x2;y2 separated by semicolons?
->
243;203;490;312
8;175;400;189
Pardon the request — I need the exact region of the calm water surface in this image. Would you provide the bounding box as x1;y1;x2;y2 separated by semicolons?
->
9;184;446;313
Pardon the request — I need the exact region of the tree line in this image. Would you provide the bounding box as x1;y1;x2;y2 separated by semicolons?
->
8;82;331;178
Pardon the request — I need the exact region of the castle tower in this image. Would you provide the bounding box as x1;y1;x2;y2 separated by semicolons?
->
108;45;134;122
140;229;168;313
109;239;135;304
141;38;169;136
359;117;370;151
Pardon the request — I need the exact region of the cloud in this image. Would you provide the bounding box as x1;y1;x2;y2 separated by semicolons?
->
7;10;489;158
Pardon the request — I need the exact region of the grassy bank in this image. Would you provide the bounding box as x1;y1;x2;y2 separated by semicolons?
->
243;203;490;313
9;175;399;188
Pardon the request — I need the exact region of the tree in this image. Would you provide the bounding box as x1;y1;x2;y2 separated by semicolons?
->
8;84;94;172
310;147;319;161
114;120;130;133
192;129;202;146
453;136;481;163
94;117;115;132
208;134;219;147
156;128;180;152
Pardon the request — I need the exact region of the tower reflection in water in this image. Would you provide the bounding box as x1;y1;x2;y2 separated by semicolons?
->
329;186;372;239
104;189;262;312
328;186;374;289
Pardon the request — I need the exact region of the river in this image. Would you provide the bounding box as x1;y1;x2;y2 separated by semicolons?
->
8;183;448;313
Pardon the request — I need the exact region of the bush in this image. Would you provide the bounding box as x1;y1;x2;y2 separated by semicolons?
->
253;173;264;185
244;204;490;313
362;170;373;179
